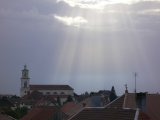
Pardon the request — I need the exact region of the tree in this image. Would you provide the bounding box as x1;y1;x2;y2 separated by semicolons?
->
4;107;28;119
56;96;61;107
66;95;73;102
109;86;117;102
84;92;89;97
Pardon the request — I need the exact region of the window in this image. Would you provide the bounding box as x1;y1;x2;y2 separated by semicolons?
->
54;92;57;95
24;81;27;88
46;92;50;95
61;92;65;95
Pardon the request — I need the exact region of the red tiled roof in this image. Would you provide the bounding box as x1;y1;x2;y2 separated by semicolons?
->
138;112;150;120
146;94;160;120
61;102;77;114
0;114;16;120
106;95;125;109
69;107;136;120
20;107;58;120
68;95;137;120
61;98;91;117
30;85;73;90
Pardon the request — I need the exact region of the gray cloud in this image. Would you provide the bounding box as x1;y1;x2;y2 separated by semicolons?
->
0;0;160;95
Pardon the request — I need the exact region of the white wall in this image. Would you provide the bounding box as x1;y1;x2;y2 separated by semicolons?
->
30;89;74;96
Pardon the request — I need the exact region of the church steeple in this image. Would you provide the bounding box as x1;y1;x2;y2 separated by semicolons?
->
20;65;30;97
21;65;29;79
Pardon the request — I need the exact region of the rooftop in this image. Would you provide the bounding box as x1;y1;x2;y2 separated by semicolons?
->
20;107;60;120
0;114;16;120
68;95;137;120
69;108;136;120
30;85;74;91
124;93;160;120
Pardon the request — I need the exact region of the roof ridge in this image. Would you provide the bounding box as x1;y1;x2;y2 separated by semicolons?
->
30;84;71;86
29;84;73;90
67;107;86;120
104;94;125;108
123;93;127;109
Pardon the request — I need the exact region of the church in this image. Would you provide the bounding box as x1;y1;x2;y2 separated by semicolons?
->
20;65;74;102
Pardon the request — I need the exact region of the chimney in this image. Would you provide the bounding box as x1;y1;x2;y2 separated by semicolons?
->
136;93;147;112
82;103;86;107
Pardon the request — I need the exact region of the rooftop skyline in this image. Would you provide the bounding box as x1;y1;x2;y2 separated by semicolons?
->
0;0;160;95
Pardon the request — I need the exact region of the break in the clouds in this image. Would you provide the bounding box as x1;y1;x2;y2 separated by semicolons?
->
57;0;109;10
138;8;160;15
54;15;88;27
57;0;160;10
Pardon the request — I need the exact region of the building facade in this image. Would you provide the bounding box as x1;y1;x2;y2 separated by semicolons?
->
20;65;74;103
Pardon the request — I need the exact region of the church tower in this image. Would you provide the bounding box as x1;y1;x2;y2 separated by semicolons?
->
20;65;30;97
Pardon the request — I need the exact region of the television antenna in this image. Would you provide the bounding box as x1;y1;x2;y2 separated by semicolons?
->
134;72;137;93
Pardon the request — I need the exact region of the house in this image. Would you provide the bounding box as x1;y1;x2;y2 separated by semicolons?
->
61;95;110;118
68;90;160;120
20;65;74;104
124;92;160;120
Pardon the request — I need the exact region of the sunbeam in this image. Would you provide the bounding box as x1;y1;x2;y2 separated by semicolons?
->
52;0;160;94
0;0;160;95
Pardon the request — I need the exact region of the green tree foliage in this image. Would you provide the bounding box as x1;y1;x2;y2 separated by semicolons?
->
3;107;28;119
66;95;73;102
84;92;89;97
109;86;117;102
57;96;61;107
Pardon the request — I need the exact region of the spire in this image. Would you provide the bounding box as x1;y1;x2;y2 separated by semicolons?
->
24;64;27;70
21;65;29;79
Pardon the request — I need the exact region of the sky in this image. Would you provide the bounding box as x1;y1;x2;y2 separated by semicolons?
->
0;0;160;96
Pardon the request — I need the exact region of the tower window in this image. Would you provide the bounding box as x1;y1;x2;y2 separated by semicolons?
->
24;82;27;88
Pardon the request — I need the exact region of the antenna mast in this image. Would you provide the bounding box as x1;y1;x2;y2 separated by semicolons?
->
134;72;137;93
